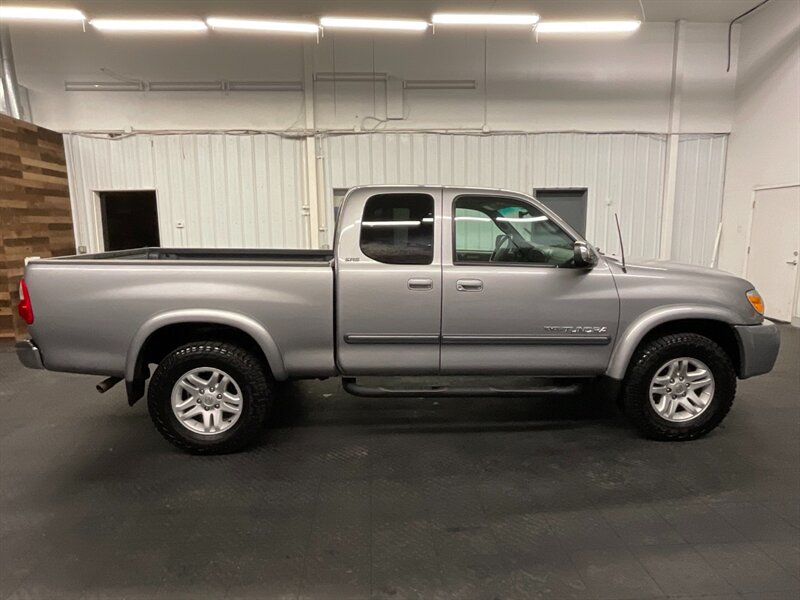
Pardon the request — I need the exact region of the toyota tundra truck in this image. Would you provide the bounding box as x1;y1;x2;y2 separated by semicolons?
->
15;185;780;453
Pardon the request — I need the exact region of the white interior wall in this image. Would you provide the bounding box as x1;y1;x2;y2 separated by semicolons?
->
11;22;736;134
719;0;800;320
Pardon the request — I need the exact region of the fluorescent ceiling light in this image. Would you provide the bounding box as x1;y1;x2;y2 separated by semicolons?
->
320;17;428;32
65;81;144;92
432;13;539;26
314;72;388;82
362;221;426;227
206;17;318;34
536;20;641;33
404;79;476;90
149;81;223;92
228;80;304;91
90;19;207;32
497;216;548;223
0;6;85;21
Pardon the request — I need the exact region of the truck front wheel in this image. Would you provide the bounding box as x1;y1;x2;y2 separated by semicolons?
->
147;341;272;454
622;333;736;441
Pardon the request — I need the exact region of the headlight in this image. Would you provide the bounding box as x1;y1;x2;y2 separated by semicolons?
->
746;290;765;315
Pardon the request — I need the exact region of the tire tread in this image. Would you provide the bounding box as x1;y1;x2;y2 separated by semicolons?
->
622;333;736;441
148;341;271;454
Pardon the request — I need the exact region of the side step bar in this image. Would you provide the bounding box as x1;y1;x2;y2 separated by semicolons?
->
342;377;580;398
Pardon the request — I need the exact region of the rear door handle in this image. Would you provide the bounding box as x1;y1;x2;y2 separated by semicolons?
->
408;278;433;291
456;279;483;292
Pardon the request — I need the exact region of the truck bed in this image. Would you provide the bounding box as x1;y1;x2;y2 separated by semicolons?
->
45;247;335;264
25;248;336;380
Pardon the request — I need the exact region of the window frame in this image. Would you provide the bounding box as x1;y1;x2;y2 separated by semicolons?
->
451;194;578;269
359;192;436;265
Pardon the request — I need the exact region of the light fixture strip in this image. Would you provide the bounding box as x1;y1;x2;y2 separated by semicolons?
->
206;17;318;34
149;81;224;92
536;21;641;33
314;72;388;82
65;81;145;92
228;81;304;91
0;6;85;21
89;19;208;32
320;17;428;32
404;79;476;90
432;13;539;26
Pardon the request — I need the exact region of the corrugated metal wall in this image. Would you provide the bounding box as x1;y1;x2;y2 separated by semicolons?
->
672;135;728;266
321;133;665;257
64;133;308;253
321;132;727;264
64;131;727;265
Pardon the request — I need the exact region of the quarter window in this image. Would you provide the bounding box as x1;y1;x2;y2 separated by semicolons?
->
360;193;435;264
453;196;575;266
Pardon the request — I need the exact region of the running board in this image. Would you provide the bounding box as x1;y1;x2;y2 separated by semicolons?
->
342;377;580;398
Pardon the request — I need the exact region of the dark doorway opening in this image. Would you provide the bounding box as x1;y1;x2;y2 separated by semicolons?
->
534;188;588;237
99;191;160;251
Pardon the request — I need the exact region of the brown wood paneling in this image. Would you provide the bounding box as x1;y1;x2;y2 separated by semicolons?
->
0;114;75;341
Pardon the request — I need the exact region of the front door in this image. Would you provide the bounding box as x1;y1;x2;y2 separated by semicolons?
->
336;188;442;375
441;190;619;375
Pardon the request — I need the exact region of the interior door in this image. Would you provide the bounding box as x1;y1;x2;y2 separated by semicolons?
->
99;191;160;250
746;185;800;322
336;189;442;375
441;191;619;376
534;188;588;237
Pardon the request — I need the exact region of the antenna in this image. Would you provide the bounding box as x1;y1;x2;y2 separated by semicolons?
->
614;213;627;273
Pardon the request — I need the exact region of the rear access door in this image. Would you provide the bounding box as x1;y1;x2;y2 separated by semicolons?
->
336;187;443;375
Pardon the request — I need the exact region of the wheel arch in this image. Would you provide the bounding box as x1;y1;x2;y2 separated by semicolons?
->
606;306;742;380
125;309;287;385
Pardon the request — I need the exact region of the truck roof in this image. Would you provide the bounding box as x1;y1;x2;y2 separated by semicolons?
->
345;184;533;197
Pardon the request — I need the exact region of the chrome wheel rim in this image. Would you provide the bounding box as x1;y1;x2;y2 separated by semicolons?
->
171;367;243;435
649;357;715;423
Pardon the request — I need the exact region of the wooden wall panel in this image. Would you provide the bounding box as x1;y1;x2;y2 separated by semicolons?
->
0;114;74;341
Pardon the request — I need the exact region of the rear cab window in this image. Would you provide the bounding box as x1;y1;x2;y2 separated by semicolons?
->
360;193;435;264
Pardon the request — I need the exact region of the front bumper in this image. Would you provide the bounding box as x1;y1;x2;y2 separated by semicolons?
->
15;339;44;370
734;321;780;379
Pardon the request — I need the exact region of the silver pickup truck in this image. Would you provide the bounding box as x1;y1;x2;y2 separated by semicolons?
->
16;185;780;453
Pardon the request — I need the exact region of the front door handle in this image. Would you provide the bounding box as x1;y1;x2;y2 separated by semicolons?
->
408;278;433;291
456;279;483;292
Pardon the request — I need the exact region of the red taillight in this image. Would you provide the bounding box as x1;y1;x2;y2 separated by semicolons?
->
18;278;34;325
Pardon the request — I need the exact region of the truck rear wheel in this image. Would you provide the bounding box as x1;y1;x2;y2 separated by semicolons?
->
147;341;271;454
622;333;736;441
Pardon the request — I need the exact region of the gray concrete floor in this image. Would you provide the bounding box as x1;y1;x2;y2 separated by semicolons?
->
1;327;798;600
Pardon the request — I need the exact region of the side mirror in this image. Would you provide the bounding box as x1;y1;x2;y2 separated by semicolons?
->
573;241;598;268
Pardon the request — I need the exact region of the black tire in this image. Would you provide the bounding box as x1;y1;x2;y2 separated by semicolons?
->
622;333;736;441
148;341;272;454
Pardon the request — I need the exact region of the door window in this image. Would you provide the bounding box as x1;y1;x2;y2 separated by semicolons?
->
360;193;434;264
453;196;575;266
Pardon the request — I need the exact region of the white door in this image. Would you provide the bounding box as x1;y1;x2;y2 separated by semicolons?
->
746;185;800;323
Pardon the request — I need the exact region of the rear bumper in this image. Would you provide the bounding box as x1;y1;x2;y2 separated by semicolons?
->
734;321;780;379
15;339;44;370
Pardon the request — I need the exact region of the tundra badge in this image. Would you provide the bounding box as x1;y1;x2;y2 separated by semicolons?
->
544;326;608;334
